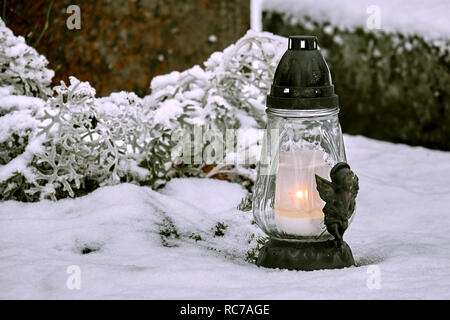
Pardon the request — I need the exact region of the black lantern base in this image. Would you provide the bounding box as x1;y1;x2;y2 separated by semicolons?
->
256;238;355;271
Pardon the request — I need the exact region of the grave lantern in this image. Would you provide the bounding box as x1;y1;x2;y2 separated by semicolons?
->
253;36;359;270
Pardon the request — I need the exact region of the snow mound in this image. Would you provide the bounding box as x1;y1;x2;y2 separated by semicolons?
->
0;178;262;299
1;135;450;299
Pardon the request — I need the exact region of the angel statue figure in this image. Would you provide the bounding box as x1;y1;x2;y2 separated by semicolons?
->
315;162;359;248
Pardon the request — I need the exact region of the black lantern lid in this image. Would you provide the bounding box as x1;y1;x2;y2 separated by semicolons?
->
267;35;339;110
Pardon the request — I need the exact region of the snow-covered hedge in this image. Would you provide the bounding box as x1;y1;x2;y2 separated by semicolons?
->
0;28;286;201
263;12;450;150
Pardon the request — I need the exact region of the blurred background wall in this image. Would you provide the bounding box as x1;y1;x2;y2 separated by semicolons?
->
2;0;250;97
261;2;450;151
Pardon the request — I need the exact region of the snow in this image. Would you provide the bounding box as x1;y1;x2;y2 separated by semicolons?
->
1;134;450;299
153;99;183;126
5;42;29;58
262;0;450;40
0;110;36;142
0;92;45;182
0;152;33;182
0;134;44;182
150;70;180;91
0;93;44;114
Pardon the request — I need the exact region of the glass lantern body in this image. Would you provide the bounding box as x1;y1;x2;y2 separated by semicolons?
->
253;107;351;241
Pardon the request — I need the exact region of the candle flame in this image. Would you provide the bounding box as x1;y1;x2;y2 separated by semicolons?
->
295;189;308;200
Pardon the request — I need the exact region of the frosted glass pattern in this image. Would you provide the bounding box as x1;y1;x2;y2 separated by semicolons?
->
253;108;348;241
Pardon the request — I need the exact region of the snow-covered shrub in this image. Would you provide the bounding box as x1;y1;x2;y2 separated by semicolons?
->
0;90;41;165
0;20;54;201
149;30;284;130
98;90;199;191
1;30;286;201
28;77;154;200
204;31;283;128
0;18;54;99
0;86;45;201
145;30;285;189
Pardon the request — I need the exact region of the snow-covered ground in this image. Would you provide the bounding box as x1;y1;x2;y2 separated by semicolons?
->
262;0;450;40
1;134;450;299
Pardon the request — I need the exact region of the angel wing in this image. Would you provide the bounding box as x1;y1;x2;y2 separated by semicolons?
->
350;174;359;200
315;174;336;203
347;173;359;217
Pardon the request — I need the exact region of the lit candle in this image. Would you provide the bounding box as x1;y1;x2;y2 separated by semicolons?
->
274;150;331;236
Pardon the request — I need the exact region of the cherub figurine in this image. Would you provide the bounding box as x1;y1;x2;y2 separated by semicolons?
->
315;162;359;248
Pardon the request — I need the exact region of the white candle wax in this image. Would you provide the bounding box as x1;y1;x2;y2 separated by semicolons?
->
274;149;331;236
274;208;325;236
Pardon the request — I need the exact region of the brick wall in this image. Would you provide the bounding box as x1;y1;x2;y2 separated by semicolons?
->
2;0;250;96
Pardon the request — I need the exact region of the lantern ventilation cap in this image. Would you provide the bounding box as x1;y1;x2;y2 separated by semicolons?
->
288;36;318;50
267;35;339;110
